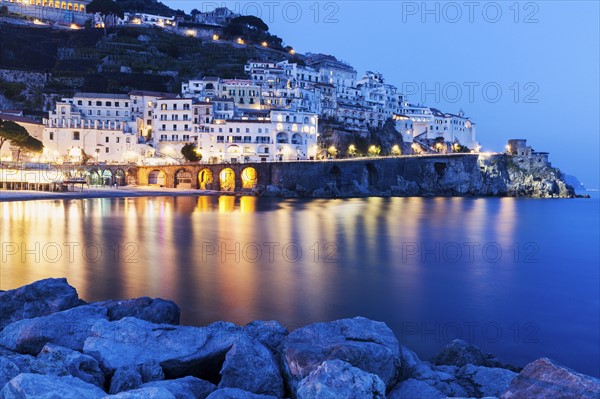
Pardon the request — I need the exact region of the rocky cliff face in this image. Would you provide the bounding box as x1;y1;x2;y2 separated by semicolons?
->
257;154;575;199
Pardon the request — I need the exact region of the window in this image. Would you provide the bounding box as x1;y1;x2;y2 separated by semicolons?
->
96;101;102;106
126;138;131;143
105;147;109;153
115;102;120;107
106;102;111;107
77;100;82;105
173;104;178;110
160;134;167;141
88;110;92;115
73;131;80;140
246;128;250;133
236;128;240;133
125;111;129;116
147;119;151;125
107;111;111;116
49;132;54;140
97;110;101;116
116;137;120;143
116;111;120;116
258;128;262;133
105;137;109;143
88;101;92;106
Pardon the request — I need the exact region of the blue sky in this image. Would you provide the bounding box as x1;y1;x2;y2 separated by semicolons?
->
165;1;600;188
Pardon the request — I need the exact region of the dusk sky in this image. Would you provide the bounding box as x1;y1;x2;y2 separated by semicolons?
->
166;0;600;188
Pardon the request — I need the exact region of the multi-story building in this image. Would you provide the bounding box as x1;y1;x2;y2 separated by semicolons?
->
0;0;91;24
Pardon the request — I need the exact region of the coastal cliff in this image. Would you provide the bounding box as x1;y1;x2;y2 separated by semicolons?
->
0;279;599;398
254;154;575;199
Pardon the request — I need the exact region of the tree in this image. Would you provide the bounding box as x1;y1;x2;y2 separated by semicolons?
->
229;16;269;32
87;0;124;36
15;135;43;162
0;119;29;156
181;143;201;162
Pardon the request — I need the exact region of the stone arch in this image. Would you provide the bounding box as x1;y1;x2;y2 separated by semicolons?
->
291;133;302;145
87;169;101;186
276;132;289;144
114;168;126;186
219;168;235;191
241;167;258;189
328;165;342;191
126;168;137;185
102;169;113;186
148;169;166;186
175;169;192;189
366;163;378;187
198;168;214;190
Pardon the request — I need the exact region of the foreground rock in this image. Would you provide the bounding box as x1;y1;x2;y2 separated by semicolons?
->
139;376;216;399
501;357;600;399
0;278;79;331
94;297;180;325
281;316;401;393
0;305;108;354
0;373;106;398
296;359;386;399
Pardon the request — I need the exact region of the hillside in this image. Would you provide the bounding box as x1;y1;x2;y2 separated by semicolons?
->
0;24;293;112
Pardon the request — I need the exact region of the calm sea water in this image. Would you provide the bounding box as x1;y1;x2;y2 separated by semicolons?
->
1;195;598;376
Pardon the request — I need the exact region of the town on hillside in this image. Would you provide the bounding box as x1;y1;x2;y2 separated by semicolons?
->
0;4;482;165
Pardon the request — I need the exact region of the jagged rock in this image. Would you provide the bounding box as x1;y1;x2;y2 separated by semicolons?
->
140;376;217;399
109;361;165;394
205;388;279;399
0;305;108;354
0;357;20;389
34;343;105;387
0;373;106;398
105;386;177;398
434;339;497;367
407;362;467;397
92;297;180;325
296;359;386;399
83;317;241;381
218;336;283;397
281;188;299;198
265;185;281;197
109;365;144;394
501;357;600;399
280;316;401;392
243;320;288;354
388;378;445;399
391;176;420;196
0;278;79;331
457;363;517;397
399;345;421;379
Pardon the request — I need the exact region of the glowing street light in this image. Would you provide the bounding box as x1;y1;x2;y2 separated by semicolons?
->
391;144;401;156
261;41;268;47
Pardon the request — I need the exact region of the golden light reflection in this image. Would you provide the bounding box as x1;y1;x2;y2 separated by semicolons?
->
219;168;235;191
239;196;256;213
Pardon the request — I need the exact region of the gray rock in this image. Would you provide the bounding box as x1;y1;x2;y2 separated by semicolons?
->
280;316;401;391
434;339;496;367
138;361;165;383
501;357;600;399
265;185;281;197
92;297;180;325
0;305;108;354
0;278;79;331
457;363;516;397
408;361;468;397
243;320;288;354
399;345;421;379
388;378;445;399
296;359;386;399
218;336;283;397
140;376;216;399
0;357;20;389
0;373;106;398
104;386;177;398
34;343;105;387
109;366;144;394
206;388;279;399
83;317;241;380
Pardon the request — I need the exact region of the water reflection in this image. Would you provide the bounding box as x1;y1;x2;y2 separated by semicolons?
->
1;196;598;376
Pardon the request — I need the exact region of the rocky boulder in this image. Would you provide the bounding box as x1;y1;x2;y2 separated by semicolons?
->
0;305;108;354
0;357;20;389
218;336;284;397
0;373;106;398
0;278;79;331
108;361;165;394
280;316;401;392
34;343;105;387
83;317;241;381
457;363;517;397
296;359;386;399
140;376;217;399
434;339;499;368
388;378;445;399
243;320;288;354
104;386;177;398
93;297;180;325
205;388;279;399
501;357;600;399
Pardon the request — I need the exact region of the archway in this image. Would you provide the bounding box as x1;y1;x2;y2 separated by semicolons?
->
198;168;214;190
241;167;258;189
102;169;113;186
148;170;166;186
115;169;126;186
219;168;235;191
291;133;302;145
276;132;289;143
366;163;378;187
175;169;192;189
87;169;101;186
329;165;342;191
